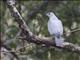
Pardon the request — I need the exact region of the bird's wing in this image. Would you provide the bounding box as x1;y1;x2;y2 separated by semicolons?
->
57;20;63;35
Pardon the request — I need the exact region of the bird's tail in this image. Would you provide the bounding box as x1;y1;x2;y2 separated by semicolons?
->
55;36;64;47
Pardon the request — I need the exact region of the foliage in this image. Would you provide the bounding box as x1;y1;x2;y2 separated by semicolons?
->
1;1;80;60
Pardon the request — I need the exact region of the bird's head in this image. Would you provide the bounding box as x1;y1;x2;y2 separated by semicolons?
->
46;12;55;18
46;12;59;20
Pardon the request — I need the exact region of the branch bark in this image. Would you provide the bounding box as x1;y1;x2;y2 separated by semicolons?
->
4;0;80;55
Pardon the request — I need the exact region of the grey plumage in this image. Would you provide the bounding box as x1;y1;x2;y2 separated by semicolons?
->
46;12;64;47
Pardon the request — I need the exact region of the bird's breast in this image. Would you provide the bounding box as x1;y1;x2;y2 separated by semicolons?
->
48;20;63;35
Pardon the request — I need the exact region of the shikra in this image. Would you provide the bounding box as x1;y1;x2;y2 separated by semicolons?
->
46;12;64;47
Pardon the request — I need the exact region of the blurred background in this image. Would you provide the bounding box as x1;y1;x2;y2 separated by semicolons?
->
0;1;80;60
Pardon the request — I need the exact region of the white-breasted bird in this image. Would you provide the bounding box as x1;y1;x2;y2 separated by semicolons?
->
46;12;64;47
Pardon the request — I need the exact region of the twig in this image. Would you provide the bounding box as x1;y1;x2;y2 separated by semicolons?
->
64;28;80;35
1;42;19;59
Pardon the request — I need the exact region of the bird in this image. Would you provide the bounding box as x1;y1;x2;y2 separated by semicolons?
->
46;12;64;47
